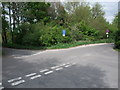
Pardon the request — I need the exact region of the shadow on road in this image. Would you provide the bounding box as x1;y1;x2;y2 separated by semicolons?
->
2;48;44;57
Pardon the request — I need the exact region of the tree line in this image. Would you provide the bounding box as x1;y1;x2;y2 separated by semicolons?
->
1;2;119;48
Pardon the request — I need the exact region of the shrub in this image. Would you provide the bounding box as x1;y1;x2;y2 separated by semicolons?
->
115;30;120;49
19;22;73;47
69;24;84;41
14;23;32;44
22;22;45;46
69;21;100;41
39;25;73;46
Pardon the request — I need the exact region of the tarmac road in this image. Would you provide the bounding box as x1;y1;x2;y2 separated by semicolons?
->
2;43;118;88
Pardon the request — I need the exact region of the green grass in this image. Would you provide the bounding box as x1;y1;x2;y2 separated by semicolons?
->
3;39;114;50
47;39;114;49
114;48;120;52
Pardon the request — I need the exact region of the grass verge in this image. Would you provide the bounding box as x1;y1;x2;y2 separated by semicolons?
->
3;39;114;50
114;49;120;52
47;39;114;49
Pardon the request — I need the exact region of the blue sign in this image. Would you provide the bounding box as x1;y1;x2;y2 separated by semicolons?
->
62;30;66;36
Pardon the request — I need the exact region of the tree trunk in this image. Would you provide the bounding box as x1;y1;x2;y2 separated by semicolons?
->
11;2;16;43
2;3;7;44
8;2;13;44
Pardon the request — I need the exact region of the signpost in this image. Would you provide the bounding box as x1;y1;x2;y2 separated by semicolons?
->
106;29;109;38
62;30;66;36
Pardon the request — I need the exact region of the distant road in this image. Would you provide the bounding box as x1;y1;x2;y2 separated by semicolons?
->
2;43;118;88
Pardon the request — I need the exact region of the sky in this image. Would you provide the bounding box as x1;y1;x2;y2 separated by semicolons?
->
88;1;118;23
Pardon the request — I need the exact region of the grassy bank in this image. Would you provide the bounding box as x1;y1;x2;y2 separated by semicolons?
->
114;49;120;52
47;39;114;49
3;39;114;50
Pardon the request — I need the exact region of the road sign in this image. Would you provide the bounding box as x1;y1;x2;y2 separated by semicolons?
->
62;30;66;36
106;29;109;33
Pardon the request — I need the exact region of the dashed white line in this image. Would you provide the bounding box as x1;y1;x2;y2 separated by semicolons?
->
51;63;68;69
30;75;42;80
64;64;71;67
55;67;63;71
51;66;60;69
11;80;25;86
44;71;53;75
66;62;71;65
25;73;37;77
8;77;22;83
0;86;4;90
6;62;76;87
59;63;67;67
62;63;67;66
71;63;76;65
40;69;49;73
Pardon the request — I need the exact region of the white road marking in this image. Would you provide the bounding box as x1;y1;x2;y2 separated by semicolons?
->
30;75;41;80
51;63;68;69
25;73;37;77
8;77;22;83
66;62;71;65
44;71;53;75
0;86;4;90
55;67;63;71
71;63;76;65
51;66;60;69
0;82;2;85
64;64;71;67
11;80;25;86
14;51;46;58
62;63;67;66
40;69;49;73
59;63;67;66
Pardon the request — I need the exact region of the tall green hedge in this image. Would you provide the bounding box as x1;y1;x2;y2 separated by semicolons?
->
115;30;120;49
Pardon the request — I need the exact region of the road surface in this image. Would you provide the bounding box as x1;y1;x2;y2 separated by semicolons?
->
2;43;118;88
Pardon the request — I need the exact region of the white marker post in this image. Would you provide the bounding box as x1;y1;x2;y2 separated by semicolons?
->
106;32;109;38
106;29;109;38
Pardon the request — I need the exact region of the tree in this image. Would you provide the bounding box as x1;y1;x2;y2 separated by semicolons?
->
23;2;50;24
47;2;67;26
47;2;57;20
1;2;9;44
87;3;108;38
114;12;120;49
64;2;81;14
91;2;105;19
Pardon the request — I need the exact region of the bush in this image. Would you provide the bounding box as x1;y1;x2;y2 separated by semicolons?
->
21;22;45;46
39;25;73;46
83;35;95;41
69;24;84;41
14;23;32;44
19;22;73;47
69;21;100;41
115;30;120;49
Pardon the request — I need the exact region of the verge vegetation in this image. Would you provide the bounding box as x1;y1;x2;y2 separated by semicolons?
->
1;2;119;50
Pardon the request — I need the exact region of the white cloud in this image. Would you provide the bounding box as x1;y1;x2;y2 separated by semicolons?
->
105;16;115;23
86;0;119;2
87;2;118;23
100;2;118;23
